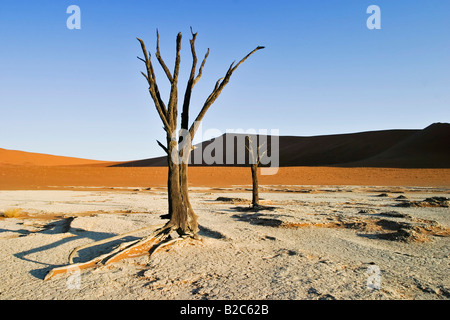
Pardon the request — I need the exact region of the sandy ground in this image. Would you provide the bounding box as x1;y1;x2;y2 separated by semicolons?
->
0;185;449;300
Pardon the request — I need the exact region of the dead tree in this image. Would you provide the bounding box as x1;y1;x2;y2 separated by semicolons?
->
44;29;263;280
246;136;267;209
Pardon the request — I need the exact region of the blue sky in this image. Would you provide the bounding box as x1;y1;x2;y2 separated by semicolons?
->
0;0;449;161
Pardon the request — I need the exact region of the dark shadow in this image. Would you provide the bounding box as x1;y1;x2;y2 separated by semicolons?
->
159;213;171;220
372;211;412;219
373;193;389;198
222;205;292;216
220;206;293;228
198;225;227;240
72;235;140;263
232;205;277;212
394;197;449;208
375;219;408;231
215;196;244;202
356;219;416;242
356;233;382;240
9;217;138;280
0;228;31;237
357;229;414;242
30;266;57;280
231;212;283;227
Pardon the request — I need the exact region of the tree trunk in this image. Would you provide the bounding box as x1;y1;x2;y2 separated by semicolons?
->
251;163;259;207
166;138;183;220
165;135;198;236
166;134;173;217
180;160;199;236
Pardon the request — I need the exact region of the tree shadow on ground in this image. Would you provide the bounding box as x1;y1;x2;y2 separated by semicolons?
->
3;217;140;280
232;205;278;212
231;211;284;227
198;225;227;240
216;205;295;228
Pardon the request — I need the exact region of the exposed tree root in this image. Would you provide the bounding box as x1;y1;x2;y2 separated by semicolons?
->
149;236;185;257
68;224;164;264
44;224;183;281
103;227;170;265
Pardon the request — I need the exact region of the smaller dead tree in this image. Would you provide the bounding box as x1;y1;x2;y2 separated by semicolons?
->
246;136;267;209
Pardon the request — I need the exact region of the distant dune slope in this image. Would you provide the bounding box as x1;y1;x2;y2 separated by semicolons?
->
0;148;112;167
341;123;450;168
115;123;450;169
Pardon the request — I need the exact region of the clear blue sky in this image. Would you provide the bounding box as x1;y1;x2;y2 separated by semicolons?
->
0;0;449;161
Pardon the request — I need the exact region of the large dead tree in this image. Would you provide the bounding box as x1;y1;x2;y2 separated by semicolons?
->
45;29;263;280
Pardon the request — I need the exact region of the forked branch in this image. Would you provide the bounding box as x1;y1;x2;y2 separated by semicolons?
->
167;32;182;129
155;29;174;83
137;37;170;131
246;136;266;166
157;140;169;154
181;28;210;130
189;45;264;138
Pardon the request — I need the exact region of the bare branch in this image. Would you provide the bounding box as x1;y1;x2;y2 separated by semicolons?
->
167;32;182;129
189;32;198;79
193;48;210;86
149;87;170;131
213;77;225;91
136;38;150;63
139;70;148;79
140;71;149;82
181;29;211;133
231;46;265;73
156;29;174;83
245;136;255;159
173;32;182;82
258;149;268;165
257;140;268;165
245;139;251;152
180;39;196;130
157;140;169;154
144;54;168;120
189;45;264;138
246;135;267;166
137;37;170;131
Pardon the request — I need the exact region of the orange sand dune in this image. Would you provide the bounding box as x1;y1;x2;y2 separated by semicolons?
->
0;148;114;167
0;166;448;190
1;123;449;189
